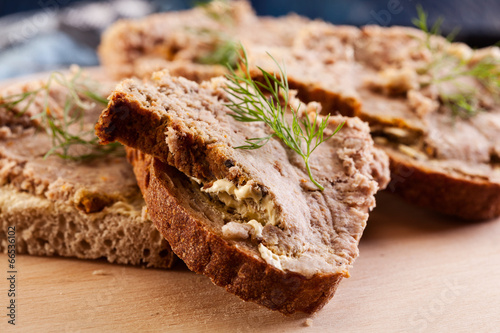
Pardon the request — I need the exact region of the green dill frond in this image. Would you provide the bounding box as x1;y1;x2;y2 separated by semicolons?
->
195;0;233;25
432;55;498;119
413;5;499;119
412;4;444;35
0;89;43;115
190;0;238;68
0;68;123;161
412;5;442;49
224;47;344;191
440;92;484;119
412;5;459;49
195;32;239;68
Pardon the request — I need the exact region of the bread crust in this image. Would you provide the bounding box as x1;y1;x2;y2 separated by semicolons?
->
96;91;234;183
128;148;343;314
386;149;500;220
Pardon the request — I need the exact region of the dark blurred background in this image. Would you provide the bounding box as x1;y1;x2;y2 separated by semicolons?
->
0;0;499;79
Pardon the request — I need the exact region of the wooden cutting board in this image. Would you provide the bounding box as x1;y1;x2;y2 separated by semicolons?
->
1;192;499;333
0;71;499;332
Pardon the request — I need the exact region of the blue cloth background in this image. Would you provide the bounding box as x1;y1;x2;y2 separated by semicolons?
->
0;0;498;79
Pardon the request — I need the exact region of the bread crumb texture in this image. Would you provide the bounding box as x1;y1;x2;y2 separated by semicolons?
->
0;77;176;268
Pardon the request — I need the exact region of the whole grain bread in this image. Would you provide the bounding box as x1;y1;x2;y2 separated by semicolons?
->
95;71;389;313
383;147;500;220
0;71;175;268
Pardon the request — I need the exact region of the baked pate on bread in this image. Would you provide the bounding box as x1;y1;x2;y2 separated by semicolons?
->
0;72;175;268
95;71;390;313
250;25;500;220
98;0;307;81
354;27;500;220
98;1;500;220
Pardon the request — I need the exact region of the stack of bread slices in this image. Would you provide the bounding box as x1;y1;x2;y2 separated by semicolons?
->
2;0;498;314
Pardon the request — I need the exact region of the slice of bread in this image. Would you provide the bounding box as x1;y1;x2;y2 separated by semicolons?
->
98;1;251;79
380;146;500;220
98;0;308;81
99;0;500;220
353;26;500;219
247;24;500;220
95;71;389;313
0;72;175;268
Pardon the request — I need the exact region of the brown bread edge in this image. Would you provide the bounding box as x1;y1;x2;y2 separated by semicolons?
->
276;76;500;221
386;149;500;220
127;148;344;314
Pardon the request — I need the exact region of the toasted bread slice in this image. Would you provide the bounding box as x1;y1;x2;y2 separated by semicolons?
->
0;71;175;268
95;71;389;313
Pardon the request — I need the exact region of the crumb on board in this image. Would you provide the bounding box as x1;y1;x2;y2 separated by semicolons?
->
92;269;109;276
304;318;313;327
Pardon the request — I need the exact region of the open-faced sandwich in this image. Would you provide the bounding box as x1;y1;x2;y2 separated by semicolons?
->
95;61;390;313
0;68;175;268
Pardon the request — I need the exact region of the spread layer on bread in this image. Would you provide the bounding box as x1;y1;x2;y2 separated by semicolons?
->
201;178;277;226
96;72;391;278
0;72;175;268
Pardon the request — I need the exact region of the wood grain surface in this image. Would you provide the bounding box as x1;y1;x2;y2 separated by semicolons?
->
1;192;499;333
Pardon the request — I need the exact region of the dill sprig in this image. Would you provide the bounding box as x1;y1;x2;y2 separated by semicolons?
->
192;28;239;68
412;5;446;50
191;0;239;68
413;5;499;119
0;68;122;161
224;48;344;191
195;0;233;25
441;92;481;118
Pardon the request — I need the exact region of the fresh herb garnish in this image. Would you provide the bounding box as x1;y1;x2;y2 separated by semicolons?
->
0;68;122;161
412;5;443;49
224;47;344;191
413;5;499;119
193;29;239;68
191;0;239;68
195;0;233;26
